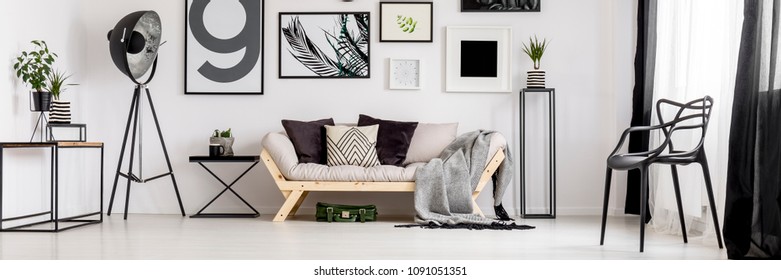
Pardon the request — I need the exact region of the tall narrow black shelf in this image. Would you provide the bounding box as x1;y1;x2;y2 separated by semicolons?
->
520;88;556;219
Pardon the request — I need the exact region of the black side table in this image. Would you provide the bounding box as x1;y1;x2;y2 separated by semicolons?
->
189;155;260;218
520;88;557;219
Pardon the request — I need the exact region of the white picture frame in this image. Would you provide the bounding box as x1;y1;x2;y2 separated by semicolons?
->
389;58;421;90
445;26;512;93
186;0;264;95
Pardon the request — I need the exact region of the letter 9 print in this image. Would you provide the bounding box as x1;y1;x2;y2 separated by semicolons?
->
186;0;264;95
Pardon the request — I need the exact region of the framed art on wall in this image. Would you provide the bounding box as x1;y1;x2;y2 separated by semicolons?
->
446;26;512;93
389;58;421;90
185;0;264;95
279;12;371;79
379;2;433;42
461;0;541;12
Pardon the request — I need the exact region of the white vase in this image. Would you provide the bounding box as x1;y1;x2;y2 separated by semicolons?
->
526;69;546;88
49;100;71;123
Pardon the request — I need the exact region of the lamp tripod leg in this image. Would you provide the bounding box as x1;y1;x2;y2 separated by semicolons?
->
108;88;139;216
122;88;142;220
145;87;186;216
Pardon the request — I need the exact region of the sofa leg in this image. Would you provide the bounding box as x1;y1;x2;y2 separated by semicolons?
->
289;191;309;217
472;199;485;217
274;190;304;222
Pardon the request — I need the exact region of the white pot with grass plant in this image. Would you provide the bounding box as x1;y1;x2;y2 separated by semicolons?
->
522;36;549;88
47;70;78;124
210;128;234;156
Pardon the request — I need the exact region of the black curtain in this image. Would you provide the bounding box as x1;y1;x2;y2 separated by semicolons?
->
724;0;781;259
625;0;657;220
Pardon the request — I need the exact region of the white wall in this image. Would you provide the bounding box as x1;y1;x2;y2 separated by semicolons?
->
2;0;636;217
0;0;95;220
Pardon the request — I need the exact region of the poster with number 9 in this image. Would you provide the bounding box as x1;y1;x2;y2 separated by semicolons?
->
186;0;264;95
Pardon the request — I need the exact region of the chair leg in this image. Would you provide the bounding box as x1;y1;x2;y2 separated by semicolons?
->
639;166;648;252
670;165;689;243
700;154;725;249
600;167;612;246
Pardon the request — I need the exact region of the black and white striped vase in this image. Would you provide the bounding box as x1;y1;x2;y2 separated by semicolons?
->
49;100;71;124
527;69;546;88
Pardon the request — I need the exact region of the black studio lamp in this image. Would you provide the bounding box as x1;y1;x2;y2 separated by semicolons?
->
106;11;185;220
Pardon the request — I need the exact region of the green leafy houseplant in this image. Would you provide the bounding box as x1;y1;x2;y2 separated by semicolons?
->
46;69;78;100
13;40;58;92
521;36;548;70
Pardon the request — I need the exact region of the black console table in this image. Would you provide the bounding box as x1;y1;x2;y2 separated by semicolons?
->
189;155;260;218
520;88;557;219
0;142;104;232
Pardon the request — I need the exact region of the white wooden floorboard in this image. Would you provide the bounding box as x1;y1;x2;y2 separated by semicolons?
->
0;214;726;260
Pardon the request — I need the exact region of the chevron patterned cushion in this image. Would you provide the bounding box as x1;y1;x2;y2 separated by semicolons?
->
325;125;381;167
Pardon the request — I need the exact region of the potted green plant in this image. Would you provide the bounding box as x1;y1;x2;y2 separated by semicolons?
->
210;128;234;156
46;69;78;123
13;40;58;111
522;36;549;88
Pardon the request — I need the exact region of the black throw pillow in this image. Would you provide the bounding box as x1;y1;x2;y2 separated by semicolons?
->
281;118;335;164
357;114;418;166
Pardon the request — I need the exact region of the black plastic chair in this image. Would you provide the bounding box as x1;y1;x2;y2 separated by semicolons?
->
600;96;724;252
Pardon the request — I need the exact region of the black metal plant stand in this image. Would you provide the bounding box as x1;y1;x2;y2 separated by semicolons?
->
520;88;557;219
29;113;49;143
107;82;186;220
29;91;51;143
188;156;261;218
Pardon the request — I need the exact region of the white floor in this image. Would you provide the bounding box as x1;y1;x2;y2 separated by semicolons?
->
0;214;727;260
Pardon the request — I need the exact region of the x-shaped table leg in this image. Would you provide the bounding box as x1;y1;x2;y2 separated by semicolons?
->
191;162;260;218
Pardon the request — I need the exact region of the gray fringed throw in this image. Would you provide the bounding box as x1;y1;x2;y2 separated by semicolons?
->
407;130;532;230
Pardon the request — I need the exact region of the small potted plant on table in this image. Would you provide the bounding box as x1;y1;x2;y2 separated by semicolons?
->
46;70;78;124
210;128;235;156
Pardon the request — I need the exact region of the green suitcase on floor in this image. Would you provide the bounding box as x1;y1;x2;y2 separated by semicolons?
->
315;202;377;223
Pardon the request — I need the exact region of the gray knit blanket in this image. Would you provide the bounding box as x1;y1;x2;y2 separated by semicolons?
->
413;130;513;226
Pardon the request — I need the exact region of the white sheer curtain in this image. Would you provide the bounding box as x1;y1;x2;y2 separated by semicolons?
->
649;0;743;244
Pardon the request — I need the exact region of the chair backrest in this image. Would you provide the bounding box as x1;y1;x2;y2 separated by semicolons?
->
655;95;714;154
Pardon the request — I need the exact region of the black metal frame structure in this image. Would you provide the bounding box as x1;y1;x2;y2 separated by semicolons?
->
29;112;49;143
47;123;87;142
0;142;103;232
520;88;557;219
108;83;186;220
189;156;261;218
278;11;371;79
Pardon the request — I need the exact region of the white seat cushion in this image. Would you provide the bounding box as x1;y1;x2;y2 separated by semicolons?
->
261;127;507;182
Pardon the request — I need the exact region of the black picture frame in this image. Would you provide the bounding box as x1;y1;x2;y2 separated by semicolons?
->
279;12;371;79
185;0;265;95
461;0;541;12
379;2;434;43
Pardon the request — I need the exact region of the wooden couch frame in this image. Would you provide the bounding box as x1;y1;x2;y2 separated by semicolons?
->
260;148;506;222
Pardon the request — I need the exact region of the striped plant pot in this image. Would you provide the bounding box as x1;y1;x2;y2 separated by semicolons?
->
49;100;72;124
527;69;546;88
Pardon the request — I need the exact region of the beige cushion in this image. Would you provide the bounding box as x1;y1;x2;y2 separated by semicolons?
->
325;125;381;167
403;123;459;164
